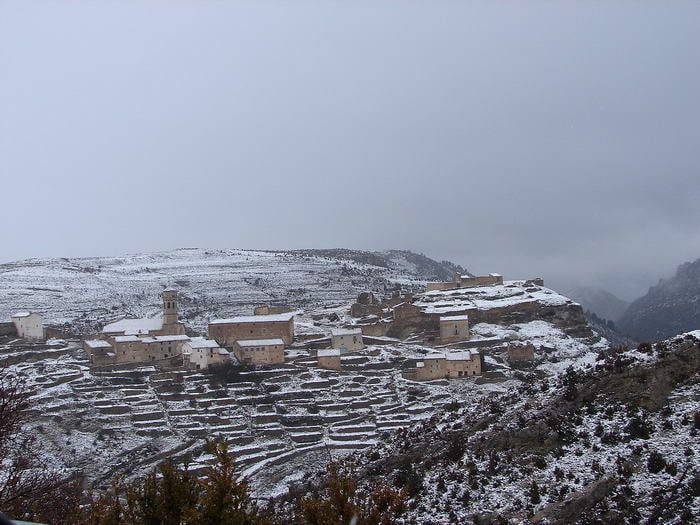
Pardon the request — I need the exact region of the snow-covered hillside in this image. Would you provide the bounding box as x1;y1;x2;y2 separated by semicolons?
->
0;248;464;334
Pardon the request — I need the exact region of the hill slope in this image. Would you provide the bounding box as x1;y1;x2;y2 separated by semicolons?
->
618;258;700;341
292;333;700;524
0;248;466;334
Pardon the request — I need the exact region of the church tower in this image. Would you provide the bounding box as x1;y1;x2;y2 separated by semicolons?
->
162;289;179;326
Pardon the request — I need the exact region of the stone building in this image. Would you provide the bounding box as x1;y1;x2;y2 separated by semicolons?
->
84;339;114;364
183;337;230;370
317;348;342;370
112;334;189;363
233;338;285;365
11;312;44;339
84;289;188;366
426;273;504;292
208;313;294;347
439;314;470;343
507;342;535;364
331;327;364;353
407;350;481;380
102;289;185;337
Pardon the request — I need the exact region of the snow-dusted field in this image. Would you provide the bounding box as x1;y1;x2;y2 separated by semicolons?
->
0;248;442;334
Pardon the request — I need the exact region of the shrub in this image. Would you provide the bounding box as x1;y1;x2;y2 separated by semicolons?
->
647;451;666;474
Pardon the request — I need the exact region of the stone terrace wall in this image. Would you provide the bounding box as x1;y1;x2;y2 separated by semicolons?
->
0;322;17;337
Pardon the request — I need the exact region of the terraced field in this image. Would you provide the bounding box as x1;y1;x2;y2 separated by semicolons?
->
4;337;503;498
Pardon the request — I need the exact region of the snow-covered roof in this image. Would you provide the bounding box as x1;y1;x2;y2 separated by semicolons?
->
318;349;341;357
114;335;141;343
210;313;294;324
423;350;478;361
153;335;190;342
103;316;163;335
187;337;220;349
331;327;363;336
236;338;285;347
85;339;112;349
489;273;502;277
11;311;37;319
217;348;230;355
445;350;478;361
440;314;469;322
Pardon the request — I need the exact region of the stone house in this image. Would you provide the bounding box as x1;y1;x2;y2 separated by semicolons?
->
208;313;294;347
84;339;115;365
112;334;189;363
11;312;44;339
507;342;535;363
408;350;481;380
183;337;230;369
439;314;470;343
317;348;341;370
331;328;364;353
233;338;285;366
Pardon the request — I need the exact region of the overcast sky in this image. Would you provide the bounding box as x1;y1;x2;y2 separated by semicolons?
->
1;1;698;300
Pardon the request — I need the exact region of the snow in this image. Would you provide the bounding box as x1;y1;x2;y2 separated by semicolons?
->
186;337;220;349
317;349;341;357
153;335;190;342
84;339;112;349
103;316;163;335
210;313;295;324
11;311;32;318
440;314;469;322
418;281;573;314
330;327;362;336
113;335;141;343
236;338;285;347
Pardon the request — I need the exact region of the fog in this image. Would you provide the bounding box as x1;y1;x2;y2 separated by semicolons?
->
1;1;698;300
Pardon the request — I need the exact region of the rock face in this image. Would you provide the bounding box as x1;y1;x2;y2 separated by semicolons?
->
564;285;630;323
618;258;700;342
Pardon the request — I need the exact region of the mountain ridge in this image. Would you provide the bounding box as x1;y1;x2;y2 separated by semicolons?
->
618;257;700;341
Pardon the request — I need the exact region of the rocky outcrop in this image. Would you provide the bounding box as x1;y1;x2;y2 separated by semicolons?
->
618;258;700;342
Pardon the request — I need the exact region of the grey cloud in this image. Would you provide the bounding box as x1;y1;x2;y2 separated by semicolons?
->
1;1;698;301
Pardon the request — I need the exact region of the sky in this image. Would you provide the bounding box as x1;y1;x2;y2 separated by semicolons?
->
1;0;699;301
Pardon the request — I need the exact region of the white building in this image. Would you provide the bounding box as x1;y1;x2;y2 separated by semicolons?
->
11;312;44;339
233;338;285;365
183;337;230;370
331;327;364;353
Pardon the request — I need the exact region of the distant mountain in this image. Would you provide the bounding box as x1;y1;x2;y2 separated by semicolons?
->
585;310;637;347
618;258;700;341
563;285;630;323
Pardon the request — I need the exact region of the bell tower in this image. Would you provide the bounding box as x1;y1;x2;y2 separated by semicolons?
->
162;289;178;326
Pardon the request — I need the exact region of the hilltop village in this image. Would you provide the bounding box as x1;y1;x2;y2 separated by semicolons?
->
0;266;601;496
70;272;568;380
3;271;593;381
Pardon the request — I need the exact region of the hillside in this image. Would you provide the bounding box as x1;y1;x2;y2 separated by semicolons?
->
291;333;700;524
0;248;466;335
0;249;612;503
618;258;700;342
563;285;629;323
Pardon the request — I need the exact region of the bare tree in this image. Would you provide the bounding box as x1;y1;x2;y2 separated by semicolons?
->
0;365;81;523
